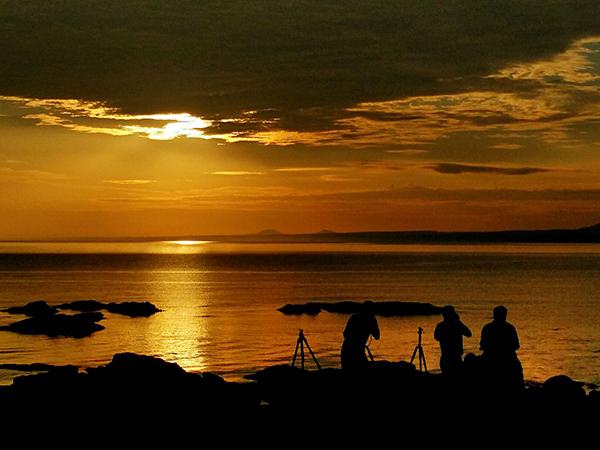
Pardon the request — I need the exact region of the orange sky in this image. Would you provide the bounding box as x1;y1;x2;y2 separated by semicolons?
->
1;1;600;239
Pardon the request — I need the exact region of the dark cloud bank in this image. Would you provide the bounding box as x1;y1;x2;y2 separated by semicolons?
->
425;163;553;175
1;0;599;133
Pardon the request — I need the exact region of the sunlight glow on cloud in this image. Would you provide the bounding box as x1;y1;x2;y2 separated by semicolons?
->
184;37;600;149
209;171;267;176
121;114;211;140
1;96;212;140
274;167;332;172
245;37;600;148
488;38;600;84
490;144;526;150
103;180;157;185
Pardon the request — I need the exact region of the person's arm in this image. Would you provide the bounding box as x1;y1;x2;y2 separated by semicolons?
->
460;321;472;338
479;326;487;351
343;315;355;339
434;323;441;342
371;316;380;340
454;313;472;338
511;325;520;351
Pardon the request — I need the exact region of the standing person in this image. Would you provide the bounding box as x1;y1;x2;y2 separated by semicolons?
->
434;305;472;376
341;301;380;372
479;305;524;392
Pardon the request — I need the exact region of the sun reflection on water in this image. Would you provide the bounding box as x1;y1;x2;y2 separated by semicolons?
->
145;262;212;374
161;240;214;255
168;240;210;246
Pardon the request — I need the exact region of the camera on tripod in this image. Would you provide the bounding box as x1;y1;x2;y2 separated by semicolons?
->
292;329;321;370
410;327;428;372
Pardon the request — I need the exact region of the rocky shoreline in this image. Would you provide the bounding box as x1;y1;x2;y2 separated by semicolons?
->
0;352;598;448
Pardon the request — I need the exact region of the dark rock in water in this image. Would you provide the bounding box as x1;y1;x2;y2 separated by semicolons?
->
105;301;161;317
3;300;58;317
57;299;161;316
5;300;161;318
0;312;105;338
370;301;443;316
1;300;160;339
0;362;76;373
316;301;358;314
81;311;106;322
278;301;443;316
277;303;322;315
56;299;106;312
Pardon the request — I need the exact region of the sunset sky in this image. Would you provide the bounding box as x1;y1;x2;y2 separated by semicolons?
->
1;0;600;239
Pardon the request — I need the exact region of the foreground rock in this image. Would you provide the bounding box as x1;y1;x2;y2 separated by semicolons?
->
278;300;443;316
248;362;600;448
0;353;597;447
0;352;261;442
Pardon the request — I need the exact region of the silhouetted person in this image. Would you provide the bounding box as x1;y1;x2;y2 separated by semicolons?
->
341;301;380;372
479;306;524;393
434;305;472;376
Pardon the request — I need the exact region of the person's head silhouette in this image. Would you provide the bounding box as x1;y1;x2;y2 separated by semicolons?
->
493;306;508;322
361;301;375;314
442;305;456;320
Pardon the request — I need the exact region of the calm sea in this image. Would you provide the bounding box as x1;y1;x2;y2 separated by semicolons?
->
0;241;599;387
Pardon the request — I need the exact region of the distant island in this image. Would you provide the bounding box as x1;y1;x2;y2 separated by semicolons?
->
4;223;600;245
214;223;600;245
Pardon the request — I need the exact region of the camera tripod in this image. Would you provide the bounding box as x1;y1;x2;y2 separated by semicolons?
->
292;329;321;370
365;335;375;362
409;327;428;373
366;345;374;362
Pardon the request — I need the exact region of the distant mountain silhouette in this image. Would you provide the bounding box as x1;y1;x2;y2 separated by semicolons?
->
253;229;283;236
578;223;600;232
9;223;600;245
209;223;600;244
